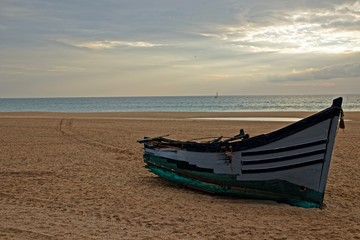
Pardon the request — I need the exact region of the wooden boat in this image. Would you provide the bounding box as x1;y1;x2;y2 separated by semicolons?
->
138;97;344;208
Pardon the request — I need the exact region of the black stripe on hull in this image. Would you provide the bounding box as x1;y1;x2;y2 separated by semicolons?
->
145;154;214;173
241;139;327;156
167;158;214;173
242;159;324;174
242;149;326;165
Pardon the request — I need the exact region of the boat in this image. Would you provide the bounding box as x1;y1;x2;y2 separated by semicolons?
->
138;97;344;208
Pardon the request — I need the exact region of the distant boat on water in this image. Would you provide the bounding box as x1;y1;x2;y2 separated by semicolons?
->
138;97;344;208
215;92;218;98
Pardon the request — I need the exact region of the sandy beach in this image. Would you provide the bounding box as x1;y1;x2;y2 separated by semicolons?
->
0;111;359;240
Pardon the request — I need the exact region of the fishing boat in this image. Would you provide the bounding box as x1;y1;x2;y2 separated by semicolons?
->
138;97;344;208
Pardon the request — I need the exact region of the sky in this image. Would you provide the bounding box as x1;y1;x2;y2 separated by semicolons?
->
0;0;359;97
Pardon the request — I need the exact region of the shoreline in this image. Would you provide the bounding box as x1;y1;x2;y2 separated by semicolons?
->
1;111;359;122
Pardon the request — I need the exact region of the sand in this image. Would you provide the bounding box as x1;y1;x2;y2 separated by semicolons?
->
0;111;359;240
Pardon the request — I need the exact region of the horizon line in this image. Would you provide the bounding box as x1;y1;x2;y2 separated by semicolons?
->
1;93;358;99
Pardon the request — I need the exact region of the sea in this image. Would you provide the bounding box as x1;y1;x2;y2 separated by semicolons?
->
0;95;359;112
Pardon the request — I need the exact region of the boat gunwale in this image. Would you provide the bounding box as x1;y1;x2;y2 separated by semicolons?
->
141;98;343;153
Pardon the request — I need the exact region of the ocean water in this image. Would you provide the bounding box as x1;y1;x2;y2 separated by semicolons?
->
0;95;359;112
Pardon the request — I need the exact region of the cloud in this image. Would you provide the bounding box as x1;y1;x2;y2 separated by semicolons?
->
1;0;360;97
58;39;167;50
268;63;360;82
0;65;88;75
199;1;360;53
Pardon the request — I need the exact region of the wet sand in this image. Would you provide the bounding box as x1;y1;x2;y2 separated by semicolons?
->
0;112;359;239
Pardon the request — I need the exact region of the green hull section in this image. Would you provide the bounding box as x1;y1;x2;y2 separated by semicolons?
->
144;154;323;208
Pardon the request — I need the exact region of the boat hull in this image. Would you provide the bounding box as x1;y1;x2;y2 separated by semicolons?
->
144;154;322;208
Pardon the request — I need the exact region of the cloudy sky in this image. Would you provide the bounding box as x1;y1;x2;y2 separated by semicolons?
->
1;0;359;97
